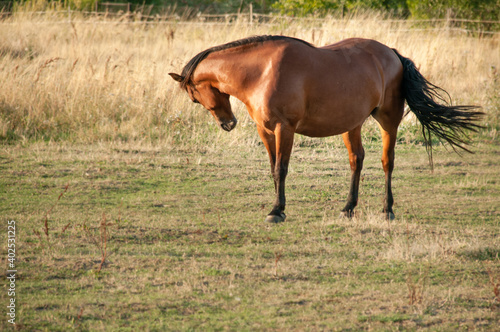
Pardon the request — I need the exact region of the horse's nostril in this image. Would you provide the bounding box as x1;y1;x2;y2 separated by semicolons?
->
221;119;237;132
221;123;231;131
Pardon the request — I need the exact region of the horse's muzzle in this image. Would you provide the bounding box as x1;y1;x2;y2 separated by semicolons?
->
220;118;237;132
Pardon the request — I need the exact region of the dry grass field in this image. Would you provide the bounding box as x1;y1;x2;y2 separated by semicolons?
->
1;10;499;143
1;8;500;331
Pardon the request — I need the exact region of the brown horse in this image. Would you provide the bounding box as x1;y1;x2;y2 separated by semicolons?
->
169;35;482;222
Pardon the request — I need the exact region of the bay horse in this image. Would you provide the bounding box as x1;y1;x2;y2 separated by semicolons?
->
169;35;482;222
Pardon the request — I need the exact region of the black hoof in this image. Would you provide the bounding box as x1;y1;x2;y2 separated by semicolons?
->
341;209;355;219
265;212;286;223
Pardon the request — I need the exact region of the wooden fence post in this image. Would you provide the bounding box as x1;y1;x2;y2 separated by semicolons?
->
250;3;253;26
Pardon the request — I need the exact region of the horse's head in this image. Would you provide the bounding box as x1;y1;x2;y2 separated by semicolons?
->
169;73;237;132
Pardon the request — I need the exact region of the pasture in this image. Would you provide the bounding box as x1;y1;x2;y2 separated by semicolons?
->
1;10;500;330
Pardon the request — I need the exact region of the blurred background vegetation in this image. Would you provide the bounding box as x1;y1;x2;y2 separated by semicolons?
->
3;0;500;21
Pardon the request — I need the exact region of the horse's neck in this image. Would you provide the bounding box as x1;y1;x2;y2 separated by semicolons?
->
200;49;266;105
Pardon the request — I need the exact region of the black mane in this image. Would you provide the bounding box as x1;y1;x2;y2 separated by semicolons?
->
178;35;313;89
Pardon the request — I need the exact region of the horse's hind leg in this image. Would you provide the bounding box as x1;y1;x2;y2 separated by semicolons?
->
341;125;364;218
379;126;397;220
372;100;404;220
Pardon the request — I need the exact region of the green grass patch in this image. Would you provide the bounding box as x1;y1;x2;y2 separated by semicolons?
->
1;138;499;330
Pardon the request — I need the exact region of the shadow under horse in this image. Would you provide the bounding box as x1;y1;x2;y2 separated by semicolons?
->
169;35;483;222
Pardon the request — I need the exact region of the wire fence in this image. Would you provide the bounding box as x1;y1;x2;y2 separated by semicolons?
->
1;1;499;35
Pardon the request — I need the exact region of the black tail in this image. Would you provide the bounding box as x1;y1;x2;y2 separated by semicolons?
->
392;49;483;168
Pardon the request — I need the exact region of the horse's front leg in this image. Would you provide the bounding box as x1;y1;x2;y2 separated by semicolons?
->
257;123;295;223
257;125;277;192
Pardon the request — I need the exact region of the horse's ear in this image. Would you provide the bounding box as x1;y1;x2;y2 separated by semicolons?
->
169;73;184;83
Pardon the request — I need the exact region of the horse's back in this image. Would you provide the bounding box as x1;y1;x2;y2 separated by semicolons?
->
317;38;402;88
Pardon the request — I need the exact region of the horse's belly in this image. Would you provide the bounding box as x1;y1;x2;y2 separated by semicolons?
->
295;107;372;138
295;121;346;137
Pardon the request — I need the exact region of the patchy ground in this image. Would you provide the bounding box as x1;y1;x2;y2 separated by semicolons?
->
1;138;499;330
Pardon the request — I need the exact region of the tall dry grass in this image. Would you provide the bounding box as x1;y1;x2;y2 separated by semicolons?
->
1;11;499;146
